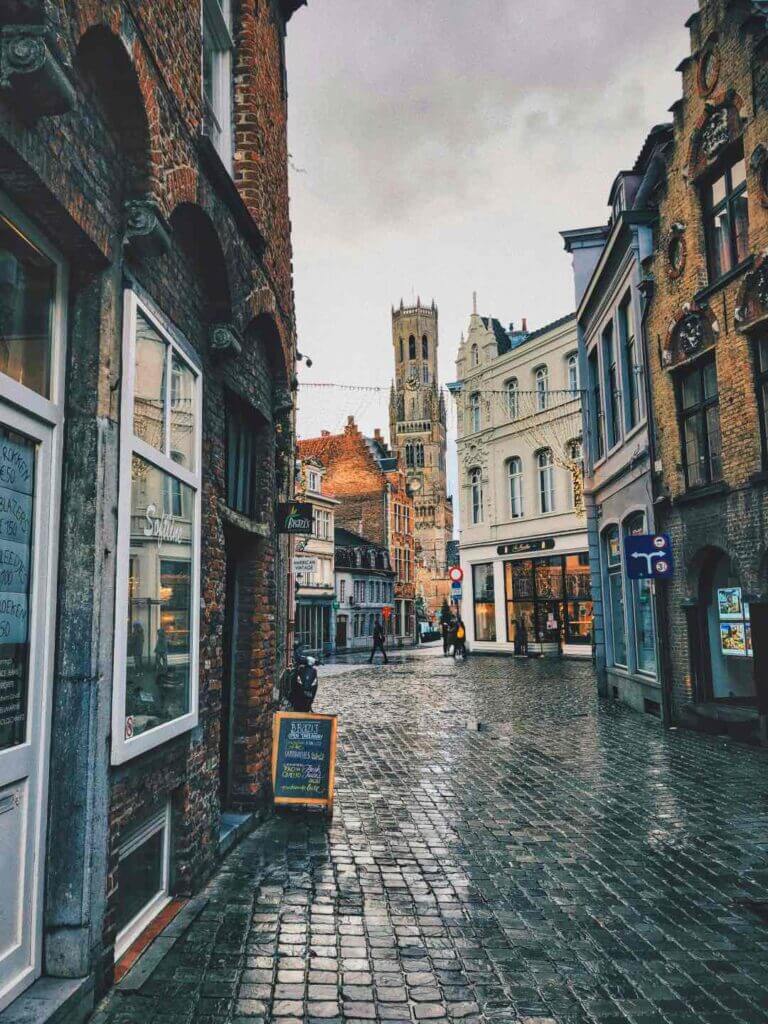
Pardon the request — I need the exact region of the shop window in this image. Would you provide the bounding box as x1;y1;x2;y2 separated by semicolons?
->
113;293;201;764
506;378;519;420
115;803;170;960
469;468;483;524
705;554;754;699
226;396;261;518
624;514;656;676
619;295;642;429
564;553;592;645
589;347;605;462
604;525;627;667
202;0;234;170
535;365;549;411
508;457;523;518
504;555;592;647
537;449;555;514
678;356;721;488
755;336;768;466
704;154;748;282
472;563;496;642
0;214;56;398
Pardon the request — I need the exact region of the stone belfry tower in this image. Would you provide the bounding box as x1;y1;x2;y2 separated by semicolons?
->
389;299;453;572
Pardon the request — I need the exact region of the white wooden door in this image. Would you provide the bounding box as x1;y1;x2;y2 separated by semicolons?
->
0;405;56;1011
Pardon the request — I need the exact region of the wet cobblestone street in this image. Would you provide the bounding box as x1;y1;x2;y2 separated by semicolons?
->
99;650;768;1024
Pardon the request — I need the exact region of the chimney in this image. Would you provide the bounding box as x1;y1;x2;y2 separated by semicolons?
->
522;318;528;332
374;428;383;441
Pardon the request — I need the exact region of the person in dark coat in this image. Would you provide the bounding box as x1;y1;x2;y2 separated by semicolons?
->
453;618;467;659
369;621;388;664
442;620;453;656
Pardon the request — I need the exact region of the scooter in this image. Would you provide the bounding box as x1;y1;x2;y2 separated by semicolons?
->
288;644;318;712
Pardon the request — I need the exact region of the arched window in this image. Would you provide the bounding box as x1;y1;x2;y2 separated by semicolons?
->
471;344;479;367
415;442;425;467
399;337;404;362
508;457;523;518
567;353;579;394
408;335;416;360
469;392;481;432
470;468;484;524
422;335;428;359
537;449;555;513
506;378;519;420
535;366;549;411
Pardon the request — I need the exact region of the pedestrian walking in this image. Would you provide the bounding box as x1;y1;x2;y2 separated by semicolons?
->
442;619;453;656
369;620;388;664
453;618;467;660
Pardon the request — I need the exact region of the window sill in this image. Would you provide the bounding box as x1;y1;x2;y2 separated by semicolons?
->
673;480;730;507
694;256;754;305
219;501;270;536
197;133;266;258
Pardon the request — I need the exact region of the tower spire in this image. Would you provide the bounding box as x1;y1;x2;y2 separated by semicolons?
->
472;291;477;315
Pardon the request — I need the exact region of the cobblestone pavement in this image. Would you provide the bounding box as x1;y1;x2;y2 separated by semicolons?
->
100;650;768;1024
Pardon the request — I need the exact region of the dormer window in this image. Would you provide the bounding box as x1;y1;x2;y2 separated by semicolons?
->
705;154;748;282
203;0;234;171
308;469;320;492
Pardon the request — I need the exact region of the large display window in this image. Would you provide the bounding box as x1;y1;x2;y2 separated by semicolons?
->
505;553;592;648
112;291;201;764
472;563;496;641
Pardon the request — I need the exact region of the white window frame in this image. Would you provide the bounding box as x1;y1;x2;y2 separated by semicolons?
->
202;0;234;172
535;366;549;412
567;353;579;395
470;393;481;433
508;457;523;518
537;449;555;514
470;468;484;525
114;802;172;961
111;290;202;765
506;378;519;420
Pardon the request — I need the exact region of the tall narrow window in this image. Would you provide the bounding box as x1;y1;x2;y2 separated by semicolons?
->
114;293;201;764
535;366;549;411
604;525;627;667
470;344;479;367
755;336;768;465
470;468;484;524
589;348;605;462
415;442;424;468
537;449;555;514
620;296;641;429
469;392;481;433
422;335;428;359
422;364;429;384
508;457;523;518
603;323;621;448
472;563;497;642
202;0;234;170
226;395;261;518
624;514;657;676
408;335;416;360
679;356;722;488
506;378;519;420
567;353;579;395
705;155;749;282
399;338;403;362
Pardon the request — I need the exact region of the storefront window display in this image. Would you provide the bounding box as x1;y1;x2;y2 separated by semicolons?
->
472;563;496;641
505;554;592;647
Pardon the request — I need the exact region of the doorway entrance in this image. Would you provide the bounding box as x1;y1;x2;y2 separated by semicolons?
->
336;615;347;649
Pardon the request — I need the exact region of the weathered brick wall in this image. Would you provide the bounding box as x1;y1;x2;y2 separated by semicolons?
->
0;0;299;992
645;0;768;714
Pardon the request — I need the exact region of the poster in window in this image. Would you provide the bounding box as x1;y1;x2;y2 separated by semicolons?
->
717;587;743;620
0;428;35;751
720;622;747;657
745;622;753;658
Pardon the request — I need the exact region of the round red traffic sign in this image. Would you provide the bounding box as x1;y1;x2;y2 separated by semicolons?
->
449;566;463;583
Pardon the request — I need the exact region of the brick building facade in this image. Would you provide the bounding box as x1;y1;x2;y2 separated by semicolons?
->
645;0;768;738
298;419;417;645
0;0;301;1018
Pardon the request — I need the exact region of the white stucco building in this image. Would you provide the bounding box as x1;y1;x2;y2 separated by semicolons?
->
451;305;592;657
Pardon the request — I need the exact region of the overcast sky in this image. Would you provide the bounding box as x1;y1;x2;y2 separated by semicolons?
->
287;0;692;463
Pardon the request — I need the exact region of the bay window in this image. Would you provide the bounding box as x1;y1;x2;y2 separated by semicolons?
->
113;291;201;764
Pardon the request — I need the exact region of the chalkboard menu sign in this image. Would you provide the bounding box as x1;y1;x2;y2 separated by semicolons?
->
0;427;35;752
272;712;337;811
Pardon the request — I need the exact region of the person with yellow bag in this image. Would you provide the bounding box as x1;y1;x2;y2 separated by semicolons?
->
453;617;467;660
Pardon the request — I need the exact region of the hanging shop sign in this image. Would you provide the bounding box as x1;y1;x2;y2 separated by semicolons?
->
272;711;337;815
0;429;34;750
624;534;674;580
497;538;555;556
277;501;313;535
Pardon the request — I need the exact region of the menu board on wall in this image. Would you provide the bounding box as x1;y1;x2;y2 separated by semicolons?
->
0;428;34;750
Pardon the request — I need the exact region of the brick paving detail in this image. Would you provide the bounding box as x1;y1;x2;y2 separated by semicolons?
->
96;651;768;1024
